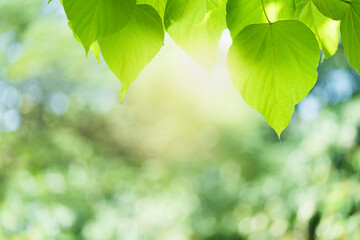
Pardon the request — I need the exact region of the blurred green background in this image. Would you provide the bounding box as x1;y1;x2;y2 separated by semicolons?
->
0;1;360;239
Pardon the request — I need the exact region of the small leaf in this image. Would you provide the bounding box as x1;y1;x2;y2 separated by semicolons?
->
312;0;349;20
62;0;136;52
226;0;295;39
164;0;227;70
90;41;100;64
99;4;164;101
295;0;340;58
341;0;360;73
228;20;320;136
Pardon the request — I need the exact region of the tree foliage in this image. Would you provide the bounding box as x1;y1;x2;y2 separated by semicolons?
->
58;0;360;136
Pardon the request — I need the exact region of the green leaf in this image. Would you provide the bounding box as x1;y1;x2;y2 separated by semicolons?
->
62;0;136;52
99;4;164;102
295;0;340;58
164;0;227;70
341;0;360;73
67;23;100;63
228;20;320;136
137;0;167;19
226;0;295;39
90;41;100;64
312;0;349;20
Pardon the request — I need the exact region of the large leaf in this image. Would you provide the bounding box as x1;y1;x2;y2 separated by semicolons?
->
164;0;227;70
226;0;295;39
228;20;320;136
312;0;349;20
341;0;360;73
99;4;164;101
62;0;136;52
295;0;340;58
137;0;167;19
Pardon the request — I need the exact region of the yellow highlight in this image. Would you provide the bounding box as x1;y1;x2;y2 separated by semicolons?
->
265;2;282;22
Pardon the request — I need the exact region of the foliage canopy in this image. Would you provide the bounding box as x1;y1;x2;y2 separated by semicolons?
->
57;0;360;136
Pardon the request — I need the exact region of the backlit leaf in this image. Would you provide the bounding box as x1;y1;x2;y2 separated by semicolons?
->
295;0;340;58
62;0;136;52
99;4;164;101
164;0;227;70
228;20;320;136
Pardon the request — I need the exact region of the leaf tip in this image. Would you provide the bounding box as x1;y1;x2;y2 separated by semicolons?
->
273;123;286;141
276;131;282;142
120;86;128;103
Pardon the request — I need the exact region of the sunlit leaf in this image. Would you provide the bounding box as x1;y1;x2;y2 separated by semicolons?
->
295;0;340;58
164;0;227;70
341;0;360;73
226;0;295;39
99;4;164;101
228;20;320;136
62;0;136;52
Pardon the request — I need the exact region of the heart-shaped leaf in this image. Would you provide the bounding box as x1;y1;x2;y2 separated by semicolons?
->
228;20;320;136
99;5;164;101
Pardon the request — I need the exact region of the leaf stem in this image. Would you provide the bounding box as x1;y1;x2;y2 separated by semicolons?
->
261;0;272;24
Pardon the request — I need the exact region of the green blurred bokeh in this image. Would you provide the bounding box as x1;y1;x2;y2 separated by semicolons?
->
0;1;360;240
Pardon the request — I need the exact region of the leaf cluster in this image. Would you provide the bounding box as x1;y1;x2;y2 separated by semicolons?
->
58;0;360;136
